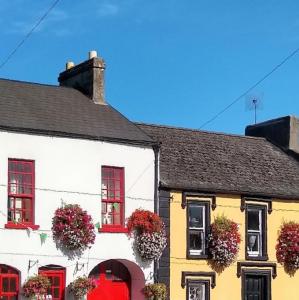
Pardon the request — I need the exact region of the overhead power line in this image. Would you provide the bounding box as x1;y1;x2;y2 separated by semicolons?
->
0;0;62;70
199;46;299;129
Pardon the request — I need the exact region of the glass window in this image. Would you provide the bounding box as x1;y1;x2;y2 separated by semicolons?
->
0;265;19;300
8;159;34;225
101;166;124;230
188;281;207;300
39;267;65;300
187;202;209;257
247;207;264;257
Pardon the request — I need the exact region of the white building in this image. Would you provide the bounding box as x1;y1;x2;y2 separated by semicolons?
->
0;52;156;300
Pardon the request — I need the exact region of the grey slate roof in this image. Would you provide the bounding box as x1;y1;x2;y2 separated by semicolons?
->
0;79;153;145
137;123;299;200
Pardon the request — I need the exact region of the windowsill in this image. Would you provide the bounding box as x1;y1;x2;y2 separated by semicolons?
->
99;226;128;233
246;254;269;261
187;253;209;260
5;223;40;230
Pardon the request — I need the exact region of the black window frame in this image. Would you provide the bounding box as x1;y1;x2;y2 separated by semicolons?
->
186;200;210;259
245;204;268;261
186;279;210;300
241;269;271;300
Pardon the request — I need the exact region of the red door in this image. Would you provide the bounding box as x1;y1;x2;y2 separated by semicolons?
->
88;260;130;300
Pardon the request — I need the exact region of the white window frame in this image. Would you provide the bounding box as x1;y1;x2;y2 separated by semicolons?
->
247;208;263;257
188;203;206;256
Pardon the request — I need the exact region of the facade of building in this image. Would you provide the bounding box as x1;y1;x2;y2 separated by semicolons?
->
0;52;157;300
139;117;299;300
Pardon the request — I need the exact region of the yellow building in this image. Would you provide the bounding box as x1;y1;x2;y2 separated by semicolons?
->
138;116;299;300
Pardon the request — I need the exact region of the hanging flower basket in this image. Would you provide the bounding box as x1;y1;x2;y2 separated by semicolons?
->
23;274;51;299
135;231;167;260
208;215;241;268
52;204;96;252
143;283;167;300
69;276;96;299
276;221;299;272
127;209;167;261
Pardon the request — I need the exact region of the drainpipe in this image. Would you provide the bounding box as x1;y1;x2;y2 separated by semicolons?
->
153;143;160;214
153;143;160;283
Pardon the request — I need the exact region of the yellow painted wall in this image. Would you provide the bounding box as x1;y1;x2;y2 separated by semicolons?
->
169;191;299;300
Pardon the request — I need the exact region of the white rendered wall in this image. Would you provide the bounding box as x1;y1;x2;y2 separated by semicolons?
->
0;130;155;298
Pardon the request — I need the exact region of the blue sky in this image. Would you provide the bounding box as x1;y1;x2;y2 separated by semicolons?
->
1;0;299;134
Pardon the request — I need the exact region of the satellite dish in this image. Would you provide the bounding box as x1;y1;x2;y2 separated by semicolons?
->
245;92;264;124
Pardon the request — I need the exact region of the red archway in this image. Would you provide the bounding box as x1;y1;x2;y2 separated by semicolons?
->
88;260;145;300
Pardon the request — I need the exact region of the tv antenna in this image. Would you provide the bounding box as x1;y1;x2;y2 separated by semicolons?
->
245;93;263;124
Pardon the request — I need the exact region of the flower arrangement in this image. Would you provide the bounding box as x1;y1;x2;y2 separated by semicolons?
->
276;221;299;272
23;274;51;299
52;204;96;252
127;209;167;261
208;215;241;268
143;283;167;300
69;276;96;299
127;209;163;235
135;231;167;260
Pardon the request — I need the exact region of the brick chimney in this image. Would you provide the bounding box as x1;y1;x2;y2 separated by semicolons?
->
245;116;299;155
58;51;106;105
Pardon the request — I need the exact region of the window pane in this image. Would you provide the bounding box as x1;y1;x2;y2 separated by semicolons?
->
248;210;260;230
53;276;60;286
10;278;17;292
53;287;60;298
189;283;205;300
189;205;203;228
2;277;9;292
189;230;204;252
247;233;260;252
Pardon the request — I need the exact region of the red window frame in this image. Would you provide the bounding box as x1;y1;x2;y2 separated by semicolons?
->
5;159;39;230
0;264;19;300
101;166;127;232
39;267;66;300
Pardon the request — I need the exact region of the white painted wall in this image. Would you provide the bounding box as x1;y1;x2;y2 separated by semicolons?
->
0;130;155;298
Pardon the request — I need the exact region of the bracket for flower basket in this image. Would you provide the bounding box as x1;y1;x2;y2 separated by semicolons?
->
181;271;216;289
236;262;277;279
28;259;39;271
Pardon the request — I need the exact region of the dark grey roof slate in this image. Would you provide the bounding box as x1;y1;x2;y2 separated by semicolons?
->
0;79;153;145
137;123;299;199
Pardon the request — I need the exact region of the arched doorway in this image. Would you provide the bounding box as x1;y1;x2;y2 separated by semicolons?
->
88;260;131;300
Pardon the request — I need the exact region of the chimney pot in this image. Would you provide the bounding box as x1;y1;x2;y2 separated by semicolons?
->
66;61;75;70
89;50;97;59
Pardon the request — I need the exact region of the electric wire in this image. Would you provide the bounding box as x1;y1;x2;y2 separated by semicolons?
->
199;46;299;129
0;0;62;70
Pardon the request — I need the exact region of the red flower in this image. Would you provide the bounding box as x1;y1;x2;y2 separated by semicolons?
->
127;209;163;235
52;204;96;252
276;222;299;271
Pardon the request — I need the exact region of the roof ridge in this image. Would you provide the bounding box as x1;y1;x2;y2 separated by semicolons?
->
0;77;70;89
135;122;266;141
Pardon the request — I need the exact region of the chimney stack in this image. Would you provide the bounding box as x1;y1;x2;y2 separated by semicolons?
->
245;115;299;155
58;51;106;105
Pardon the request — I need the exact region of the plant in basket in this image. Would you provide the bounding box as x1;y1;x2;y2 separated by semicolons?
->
208;215;241;268
69;276;96;299
52;204;96;252
23;274;51;299
127;209;167;261
143;283;167;300
276;221;299;273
